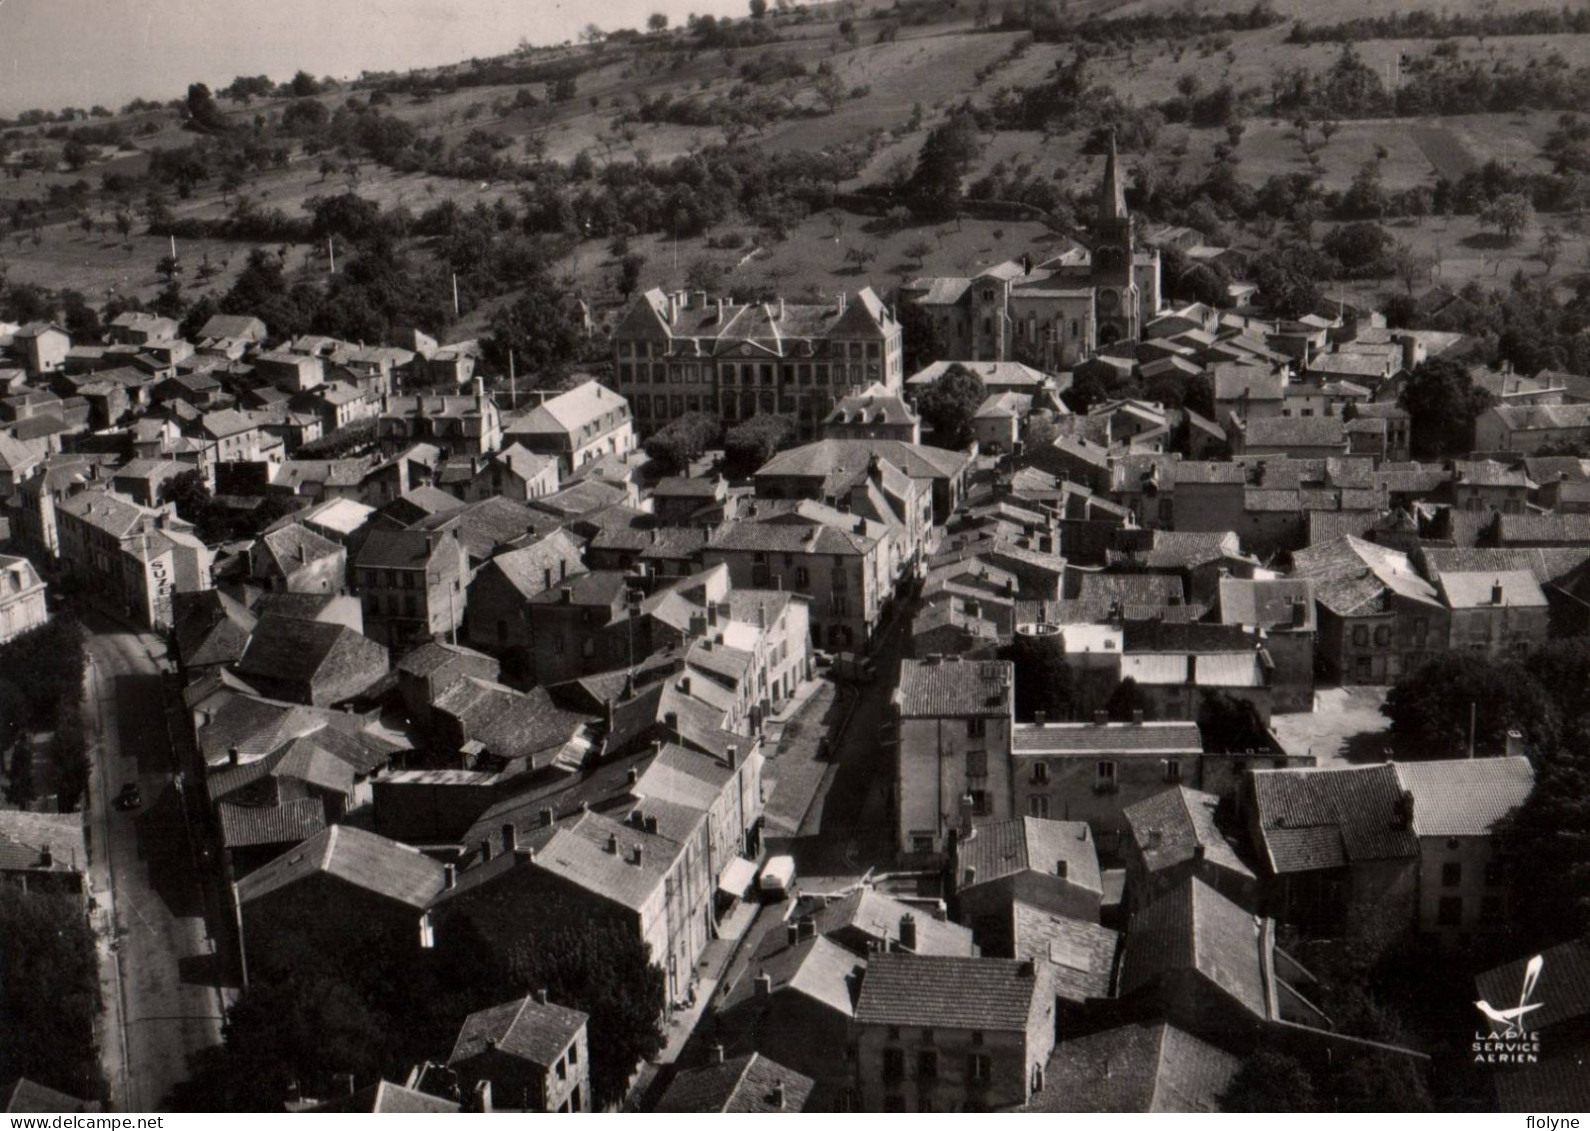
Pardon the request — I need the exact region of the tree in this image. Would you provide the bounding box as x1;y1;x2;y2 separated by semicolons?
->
1500;734;1590;941
185;82;227;132
1396;356;1495;459
0;889;106;1103
1482;192;1534;244
1390;241;1434;295
1005;631;1077;721
814;70;846;115
1320;221;1393;278
723;414;796;475
1252;251;1322;320
644;413;721;475
749;0;769;17
1538;225;1565;276
61;139;90;172
1197;691;1269;752
684;257;725;295
1221;1049;1320;1112
617;252;646;301
896;299;947;375
904;112;983;220
1383;653;1557;758
648;11;668;32
289;70;321;97
914;363;985;449
905;238;933;269
1105;676;1151;722
482;271;586;379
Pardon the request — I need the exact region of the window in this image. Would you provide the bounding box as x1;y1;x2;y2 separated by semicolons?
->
1441;861;1462;887
1437;896;1463;926
567;1043;577;1065
1029;794;1050;818
969;789;988;815
1355;657;1373;681
1352;624;1369;647
1164;760;1182;784
968;1053;992;1082
917;1050;938;1078
883;1048;905;1080
966;749;988;777
795;567;810;588
1096;761;1116;788
1032;761;1049;784
967;717;987;739
1374;625;1392;646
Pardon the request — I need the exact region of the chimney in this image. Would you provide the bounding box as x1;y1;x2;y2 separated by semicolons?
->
680;675;692;696
443;863;457;889
1506;729;1526;759
470;1080;492;1114
1193;844;1207;863
228;745;240;766
502;823;518;853
711;1043;726;1064
787;922;800;946
480;838;493;862
772;1080;786;1110
778;297;786;320
836;293;847;314
1034;710;1046;727
536;987;550;1004
1018;958;1036;978
1492;579;1504;605
38;846;52;869
606;832;619;854
627;767;639;786
727;744;738;769
632;845;645;866
899;914;917;951
1131;709;1144;725
1093;710;1108;726
798;917;815;940
963;865;977;886
664;711;679;731
539;807;555;828
644;815;659;834
716;297;725;323
1292;598;1308;627
1055;859;1068;879
560;585;573;603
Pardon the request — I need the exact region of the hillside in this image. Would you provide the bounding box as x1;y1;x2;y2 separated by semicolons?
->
2;0;1590;371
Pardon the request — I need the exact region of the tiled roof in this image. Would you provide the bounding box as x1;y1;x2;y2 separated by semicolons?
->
236;615;387;695
854;952;1045;1031
1454;459;1533;489
4;1079;101;1113
0;810;86;874
755;438;973;484
1249;763;1419;874
1217;578;1315;631
505;379;626;437
810;888;977;956
1498;512;1590;546
655;1052;815;1113
1491;403;1590;431
449;994;588;1069
1241;415;1347;448
734;932;863;1019
354;528;457;570
1438;569;1548;609
1122;786;1253;879
1291;535;1439;616
1420;547;1590;587
308;1081;459;1113
959;816;1103;894
1021;1022;1239;1113
216;798;326;848
1119;878;1268;1019
1012;721;1203;756
1009;902;1118;1003
1075;572;1184;606
1393;757;1534;837
237;823;445;908
894;657;1012;717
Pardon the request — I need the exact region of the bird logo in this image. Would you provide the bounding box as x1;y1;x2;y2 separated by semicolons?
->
1475;954;1544;1037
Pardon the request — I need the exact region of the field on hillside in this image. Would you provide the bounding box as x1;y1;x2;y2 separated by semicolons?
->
4;0;1590;336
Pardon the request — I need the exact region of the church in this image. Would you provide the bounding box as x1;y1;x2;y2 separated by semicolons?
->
901;133;1161;371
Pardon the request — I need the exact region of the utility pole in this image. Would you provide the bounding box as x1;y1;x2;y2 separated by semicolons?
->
452;273;460;318
169;233;177;262
1468;701;1477;759
509;350;517;411
328;237;335;274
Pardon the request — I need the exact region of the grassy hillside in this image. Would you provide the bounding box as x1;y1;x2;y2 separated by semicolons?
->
1;0;1588;350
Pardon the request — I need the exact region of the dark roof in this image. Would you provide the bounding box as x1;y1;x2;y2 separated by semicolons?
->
1020;1022;1239;1112
854;952;1045;1031
216;798;326;848
1476;934;1590;1034
1249;764;1419;874
355;527;458;570
894;658;1012;718
307;1081;459;1113
958;816;1102;894
808;888;977;956
236;823;446;909
1123;786;1254;880
1010;902;1118;1004
449;995;589;1070
1119;878;1268;1019
1012;721;1203;756
4;1079;101;1113
655;1053;815;1113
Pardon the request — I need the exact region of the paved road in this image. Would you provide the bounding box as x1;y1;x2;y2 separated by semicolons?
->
83;613;227;1111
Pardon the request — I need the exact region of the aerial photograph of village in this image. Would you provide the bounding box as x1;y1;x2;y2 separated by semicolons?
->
0;0;1587;1116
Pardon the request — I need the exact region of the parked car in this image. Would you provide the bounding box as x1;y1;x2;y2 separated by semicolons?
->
115;782;141;810
831;652;876;684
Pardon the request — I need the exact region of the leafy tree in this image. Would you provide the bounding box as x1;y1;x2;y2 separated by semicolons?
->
904;111;983;220
749;0;769;17
1383;653;1557;758
914;363;985;449
648;12;668;32
618;252;646;301
1321;221;1392;278
1390;241;1434;296
1105;676;1151;721
1252;251;1322;319
61;139;90;172
1197;691;1269;752
289;70;321;97
1004;631;1077;721
0;890;106;1102
723;414;796;475
895;298;946;375
1221;1049;1320;1112
1481;192;1534;244
482;271;586;379
1396;357;1495;459
644;412;721;474
184;82;228;132
60;290;101;342
1500;733;1590;941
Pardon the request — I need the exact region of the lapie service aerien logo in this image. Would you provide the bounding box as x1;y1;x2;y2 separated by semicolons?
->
1473;954;1543;1064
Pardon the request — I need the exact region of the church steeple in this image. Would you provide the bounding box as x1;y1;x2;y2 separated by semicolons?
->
1097;129;1127;223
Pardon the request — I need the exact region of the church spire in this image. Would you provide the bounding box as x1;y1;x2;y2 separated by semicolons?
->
1098;129;1127;223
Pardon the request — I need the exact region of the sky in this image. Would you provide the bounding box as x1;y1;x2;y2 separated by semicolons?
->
0;0;754;116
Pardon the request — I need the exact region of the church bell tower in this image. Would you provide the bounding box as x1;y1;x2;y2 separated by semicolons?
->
1092;131;1139;346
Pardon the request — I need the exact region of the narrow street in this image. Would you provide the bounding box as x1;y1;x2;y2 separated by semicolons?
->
82;611;229;1111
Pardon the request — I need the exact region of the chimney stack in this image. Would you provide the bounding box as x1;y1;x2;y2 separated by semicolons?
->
1492;579;1504;605
1034;710;1046;727
1132;709;1144;725
632;845;645;866
228;745;240;766
539;807;555;828
787;922;800;946
501;823;518;853
536;987;549;1004
606;833;619;854
898;914;917;952
480;838;493;862
560;585;573;603
772;1080;786;1110
1094;710;1109;726
712;1043;726;1064
754;971;772;997
444;863;457;889
727;744;738;770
